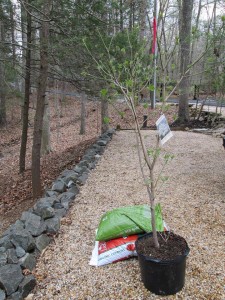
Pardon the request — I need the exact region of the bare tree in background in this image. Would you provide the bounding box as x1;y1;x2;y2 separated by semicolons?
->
32;0;52;198
41;92;51;155
178;0;194;122
19;0;32;173
101;97;109;133
80;91;87;135
0;19;6;126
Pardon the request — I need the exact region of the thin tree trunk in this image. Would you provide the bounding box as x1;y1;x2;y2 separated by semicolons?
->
101;97;109;134
80;91;86;135
41;92;51;155
0;20;6;126
32;0;52;199
20;1;27;96
19;2;32;173
139;0;147;40
178;0;194;122
119;0;123;31
10;3;16;68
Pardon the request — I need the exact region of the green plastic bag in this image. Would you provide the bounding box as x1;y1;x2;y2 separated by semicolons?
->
95;204;164;241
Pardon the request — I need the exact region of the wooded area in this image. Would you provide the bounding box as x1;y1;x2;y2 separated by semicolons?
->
0;0;224;199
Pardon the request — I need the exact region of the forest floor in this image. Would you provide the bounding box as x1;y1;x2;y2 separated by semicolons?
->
0;94;223;236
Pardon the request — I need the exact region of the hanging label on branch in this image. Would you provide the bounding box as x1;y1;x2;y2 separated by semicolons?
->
156;114;173;145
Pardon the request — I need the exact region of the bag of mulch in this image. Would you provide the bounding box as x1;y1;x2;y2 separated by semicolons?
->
90;221;169;267
89;235;138;266
95;204;163;241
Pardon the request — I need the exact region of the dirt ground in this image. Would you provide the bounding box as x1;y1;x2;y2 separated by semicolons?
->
0;96;178;235
1;95;224;237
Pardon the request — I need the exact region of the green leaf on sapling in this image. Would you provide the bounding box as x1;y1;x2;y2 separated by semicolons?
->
164;153;175;163
171;64;175;70
103;116;110;124
160;176;169;183
147;84;155;91
125;79;133;87
143;103;148;109
144;178;152;186
162;104;171;112
100;89;108;97
147;148;161;158
119;111;125;119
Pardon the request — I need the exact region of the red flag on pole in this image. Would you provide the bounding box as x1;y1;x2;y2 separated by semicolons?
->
152;17;157;54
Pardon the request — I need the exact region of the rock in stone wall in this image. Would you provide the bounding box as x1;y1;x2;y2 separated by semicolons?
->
0;129;115;299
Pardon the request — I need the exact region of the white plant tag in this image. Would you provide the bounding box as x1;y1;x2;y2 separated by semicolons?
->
156;114;173;145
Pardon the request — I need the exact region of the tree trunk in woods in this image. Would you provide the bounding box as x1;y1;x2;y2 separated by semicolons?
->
139;0;147;40
0;20;6;126
41;92;51;155
101;98;109;134
129;1;134;30
80;91;86;135
19;3;32;173
178;0;194;122
10;3;16;68
32;0;52;199
20;2;27;96
119;0;123;31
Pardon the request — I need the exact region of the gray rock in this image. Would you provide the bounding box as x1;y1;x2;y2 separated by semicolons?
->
73;165;88;174
77;160;88;168
36;197;57;208
92;143;104;153
60;169;72;177
97;139;107;146
73;165;82;173
2;220;24;237
7;249;19;264
33;199;55;220
95;154;101;160
0;236;13;250
19;253;36;271
0;289;5;300
52;180;66;193
100;132;112;140
21;212;46;236
15;246;26;258
53;202;63;209
41;207;55;220
82;154;95;163
45;217;60;234
35;234;52;252
63;172;78;185
58;192;75;209
0;264;24;296
77;173;89;185
0;248;5;254
45;190;59;197
106;128;115;136
67;184;79;195
54;208;67;218
8;291;22;300
10;229;35;252
84;148;97;156
0;252;7;267
18;275;36;298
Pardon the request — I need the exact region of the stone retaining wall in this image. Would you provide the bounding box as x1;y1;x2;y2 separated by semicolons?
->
0;129;115;300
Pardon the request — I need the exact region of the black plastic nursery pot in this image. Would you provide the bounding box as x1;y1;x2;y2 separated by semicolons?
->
135;232;190;296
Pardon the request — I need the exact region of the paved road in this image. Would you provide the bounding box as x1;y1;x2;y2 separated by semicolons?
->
166;98;225;107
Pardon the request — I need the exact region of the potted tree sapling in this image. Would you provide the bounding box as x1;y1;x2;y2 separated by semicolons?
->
83;30;190;295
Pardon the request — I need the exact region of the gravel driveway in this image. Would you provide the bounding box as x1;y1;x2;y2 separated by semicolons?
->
32;130;224;300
